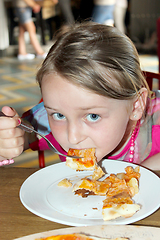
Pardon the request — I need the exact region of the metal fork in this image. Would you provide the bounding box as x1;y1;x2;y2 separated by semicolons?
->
0;111;81;159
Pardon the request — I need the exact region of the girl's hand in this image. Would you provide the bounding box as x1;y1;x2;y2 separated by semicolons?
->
0;106;25;160
24;0;41;13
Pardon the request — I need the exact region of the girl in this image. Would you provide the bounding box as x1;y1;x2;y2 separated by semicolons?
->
0;22;160;170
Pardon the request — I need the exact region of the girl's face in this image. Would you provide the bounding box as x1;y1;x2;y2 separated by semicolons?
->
41;73;134;162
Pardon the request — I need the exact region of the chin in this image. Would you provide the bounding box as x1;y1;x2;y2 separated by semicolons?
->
96;152;108;162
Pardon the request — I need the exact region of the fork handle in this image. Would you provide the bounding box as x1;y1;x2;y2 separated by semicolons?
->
18;122;34;133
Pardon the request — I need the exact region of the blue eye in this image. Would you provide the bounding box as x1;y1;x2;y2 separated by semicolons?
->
53;113;66;120
86;114;100;122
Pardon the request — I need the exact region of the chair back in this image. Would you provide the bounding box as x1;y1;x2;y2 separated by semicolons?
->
143;71;160;90
38;98;45;168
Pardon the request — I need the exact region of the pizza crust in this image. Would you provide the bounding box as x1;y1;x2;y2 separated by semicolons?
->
102;192;140;221
102;202;140;221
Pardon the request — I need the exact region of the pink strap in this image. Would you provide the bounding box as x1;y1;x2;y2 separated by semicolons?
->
0;159;14;166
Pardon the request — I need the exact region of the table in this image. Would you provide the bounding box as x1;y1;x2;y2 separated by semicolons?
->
1;167;160;240
0;167;69;240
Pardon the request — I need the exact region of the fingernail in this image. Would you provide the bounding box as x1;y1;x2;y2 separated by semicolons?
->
9;107;14;110
18;118;21;125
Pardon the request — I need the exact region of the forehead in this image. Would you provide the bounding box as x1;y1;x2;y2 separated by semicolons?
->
41;73;132;111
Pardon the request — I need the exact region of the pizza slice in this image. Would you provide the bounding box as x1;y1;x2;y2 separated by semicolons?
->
104;175;132;198
102;192;140;221
66;148;105;180
116;166;140;182
72;178;111;197
38;233;129;240
116;166;140;197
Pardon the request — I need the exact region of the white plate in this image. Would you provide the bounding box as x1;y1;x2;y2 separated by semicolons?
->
14;225;160;240
20;159;160;226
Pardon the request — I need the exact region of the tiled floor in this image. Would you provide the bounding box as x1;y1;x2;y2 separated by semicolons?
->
0;53;159;168
0;55;61;168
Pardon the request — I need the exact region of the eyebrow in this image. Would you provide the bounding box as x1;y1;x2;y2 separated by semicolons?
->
79;106;107;110
44;105;107;111
44;105;56;110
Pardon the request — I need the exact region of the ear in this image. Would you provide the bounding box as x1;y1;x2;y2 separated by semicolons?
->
130;88;148;121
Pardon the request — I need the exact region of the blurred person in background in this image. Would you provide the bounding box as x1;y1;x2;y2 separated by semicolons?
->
92;0;116;26
56;0;75;24
13;0;47;60
114;0;128;34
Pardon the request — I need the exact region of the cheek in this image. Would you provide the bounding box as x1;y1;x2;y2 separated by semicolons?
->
49;119;68;148
94;120;129;161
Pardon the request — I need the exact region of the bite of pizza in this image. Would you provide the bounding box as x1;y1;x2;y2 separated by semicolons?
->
66;148;105;180
66;148;97;171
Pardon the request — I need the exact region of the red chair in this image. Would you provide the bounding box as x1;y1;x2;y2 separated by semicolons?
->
143;71;160;90
38;150;45;168
38;98;45;168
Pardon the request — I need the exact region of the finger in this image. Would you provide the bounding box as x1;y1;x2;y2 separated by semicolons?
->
0;135;25;148
0;136;24;149
0;137;25;158
0;116;21;130
0;145;24;159
1;106;19;117
0;127;24;139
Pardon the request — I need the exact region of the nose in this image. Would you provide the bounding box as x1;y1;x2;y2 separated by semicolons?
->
67;121;85;145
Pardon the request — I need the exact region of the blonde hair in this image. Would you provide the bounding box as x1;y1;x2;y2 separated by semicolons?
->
36;22;149;100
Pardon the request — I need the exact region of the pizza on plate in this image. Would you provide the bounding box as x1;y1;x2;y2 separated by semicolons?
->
38;233;129;240
71;166;141;221
60;148;141;221
102;192;140;221
72;178;111;197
